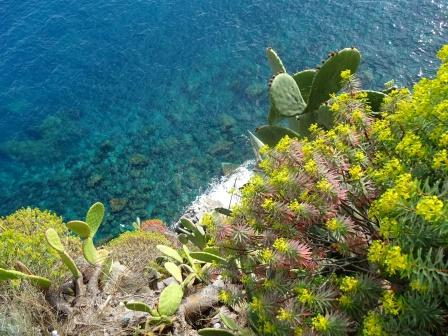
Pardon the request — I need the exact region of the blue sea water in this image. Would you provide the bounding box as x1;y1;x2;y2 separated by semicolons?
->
0;0;446;240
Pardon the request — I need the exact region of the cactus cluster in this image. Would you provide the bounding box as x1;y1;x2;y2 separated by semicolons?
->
255;47;387;146
177;218;209;249
156;243;220;286
0;202;109;292
125;283;184;332
67;202;105;265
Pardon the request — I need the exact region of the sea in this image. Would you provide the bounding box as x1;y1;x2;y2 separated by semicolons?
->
0;0;446;240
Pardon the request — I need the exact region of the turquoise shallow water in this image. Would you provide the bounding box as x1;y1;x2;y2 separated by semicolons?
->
0;0;447;240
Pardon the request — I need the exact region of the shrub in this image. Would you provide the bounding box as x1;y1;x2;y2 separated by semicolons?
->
209;46;448;335
0;207;77;280
107;230;172;273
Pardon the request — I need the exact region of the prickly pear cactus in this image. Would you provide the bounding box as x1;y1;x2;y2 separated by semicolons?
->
67;202;106;265
292;69;316;103
158;283;183;316
0;267;51;289
86;202;105;236
269;73;307;117
259;47;370;145
266;47;286;74
304;48;361;113
45;228;81;278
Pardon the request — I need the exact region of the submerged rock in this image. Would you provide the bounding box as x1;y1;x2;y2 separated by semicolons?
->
109;198;128;213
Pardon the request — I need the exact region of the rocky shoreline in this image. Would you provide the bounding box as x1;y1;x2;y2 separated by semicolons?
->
173;161;254;228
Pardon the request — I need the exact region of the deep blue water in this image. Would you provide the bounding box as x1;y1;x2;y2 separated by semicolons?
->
0;0;446;240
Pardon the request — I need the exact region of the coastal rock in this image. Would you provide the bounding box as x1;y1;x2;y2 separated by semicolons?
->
208;140;233;156
174;161;253;227
87;173;103;187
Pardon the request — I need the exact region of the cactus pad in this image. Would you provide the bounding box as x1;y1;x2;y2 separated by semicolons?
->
125;301;152;313
0;268;51;289
269;73;307;117
292;69;316;103
255;125;300;147
82;239;98;265
66;220;91;239
363;90;387;112
86;202;105;235
158;283;183;316
45;228;81;278
305;48;361;113
164;262;183;282
266;48;286;74
156;245;183;263
45;228;65;252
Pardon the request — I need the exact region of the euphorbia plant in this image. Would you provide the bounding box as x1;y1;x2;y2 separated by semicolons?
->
207;46;448;335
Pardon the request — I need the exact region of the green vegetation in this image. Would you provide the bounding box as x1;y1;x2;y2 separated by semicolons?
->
1;46;447;335
203;45;448;335
107;229;171;273
257;47;388;146
0;207;77;280
125;283;184;333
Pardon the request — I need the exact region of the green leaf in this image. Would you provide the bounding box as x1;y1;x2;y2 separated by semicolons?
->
164;262;183;282
66;220;91;239
190;252;226;264
86;202;105;236
203;247;220;255
158;283;183;316
156;245;183;263
182;245;196;268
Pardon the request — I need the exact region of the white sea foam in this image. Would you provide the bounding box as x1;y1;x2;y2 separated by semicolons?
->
175;161;254;227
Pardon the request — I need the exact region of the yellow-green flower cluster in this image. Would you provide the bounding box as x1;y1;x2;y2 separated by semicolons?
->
260;248;275;263
381;290;402;316
349;164;364;180
368;241;409;275
312;314;330;332
362;311;387;336
340;276;359;293
275;135;292;153
218;290;231;304
340;69;352;81
317;178;333;193
296;287;314;305
415;195;444;222
276;308;293;321
273;238;289;253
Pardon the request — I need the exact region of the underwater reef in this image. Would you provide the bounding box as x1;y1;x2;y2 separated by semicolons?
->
1;44;447;336
0;0;447;241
